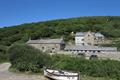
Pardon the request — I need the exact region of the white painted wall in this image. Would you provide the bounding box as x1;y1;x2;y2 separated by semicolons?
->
75;36;86;45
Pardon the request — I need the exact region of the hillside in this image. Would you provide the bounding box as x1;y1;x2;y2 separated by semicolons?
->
0;16;120;60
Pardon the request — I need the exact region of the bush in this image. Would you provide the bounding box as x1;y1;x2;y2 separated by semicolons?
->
7;44;51;72
51;54;120;79
0;45;9;62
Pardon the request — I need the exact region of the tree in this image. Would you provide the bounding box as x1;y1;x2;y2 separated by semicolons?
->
8;44;51;72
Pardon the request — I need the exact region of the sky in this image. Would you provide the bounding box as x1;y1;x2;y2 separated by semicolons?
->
0;0;120;27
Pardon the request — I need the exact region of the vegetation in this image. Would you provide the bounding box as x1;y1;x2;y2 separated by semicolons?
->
8;44;51;73
5;43;120;79
50;54;120;80
1;16;120;45
0;16;120;61
80;75;117;80
0;45;9;62
7;44;120;80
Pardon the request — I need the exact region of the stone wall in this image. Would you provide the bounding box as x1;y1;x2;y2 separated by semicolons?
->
85;52;120;61
84;32;95;45
60;51;120;61
28;43;61;53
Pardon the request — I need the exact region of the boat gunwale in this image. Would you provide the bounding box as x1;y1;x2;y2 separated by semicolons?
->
44;69;79;77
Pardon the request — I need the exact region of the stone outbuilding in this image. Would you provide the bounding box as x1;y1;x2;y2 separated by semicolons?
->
27;38;65;53
65;45;117;53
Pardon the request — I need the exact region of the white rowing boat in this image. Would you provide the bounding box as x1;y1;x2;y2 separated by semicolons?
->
44;68;80;80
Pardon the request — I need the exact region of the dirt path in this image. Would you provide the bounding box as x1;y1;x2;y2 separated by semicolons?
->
0;63;49;80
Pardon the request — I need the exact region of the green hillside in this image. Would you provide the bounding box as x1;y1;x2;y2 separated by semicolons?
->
0;16;120;61
1;16;120;45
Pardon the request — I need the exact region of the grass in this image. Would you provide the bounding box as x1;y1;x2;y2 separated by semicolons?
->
0;61;9;64
9;67;116;80
81;75;117;80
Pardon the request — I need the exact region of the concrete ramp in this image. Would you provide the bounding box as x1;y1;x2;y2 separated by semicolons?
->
0;63;11;72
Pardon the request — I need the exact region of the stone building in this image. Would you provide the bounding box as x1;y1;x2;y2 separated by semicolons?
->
75;31;104;46
27;38;65;53
65;45;119;60
84;31;95;45
65;45;117;53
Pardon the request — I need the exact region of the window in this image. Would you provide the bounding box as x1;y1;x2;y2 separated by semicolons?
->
82;43;84;45
98;51;100;53
88;43;91;45
42;47;44;49
90;55;98;60
52;48;55;50
82;39;84;41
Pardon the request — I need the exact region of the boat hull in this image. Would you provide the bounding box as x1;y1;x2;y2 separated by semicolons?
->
44;69;80;80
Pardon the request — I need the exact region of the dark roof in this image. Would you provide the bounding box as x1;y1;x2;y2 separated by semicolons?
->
27;38;64;44
75;32;86;37
94;32;104;37
76;32;104;37
65;45;117;51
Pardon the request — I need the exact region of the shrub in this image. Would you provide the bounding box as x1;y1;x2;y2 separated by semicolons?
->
7;44;51;72
0;45;8;62
51;54;120;79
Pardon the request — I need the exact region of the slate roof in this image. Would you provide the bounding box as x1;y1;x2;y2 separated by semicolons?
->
94;32;104;37
65;45;117;51
27;38;64;44
75;32;104;37
75;32;86;37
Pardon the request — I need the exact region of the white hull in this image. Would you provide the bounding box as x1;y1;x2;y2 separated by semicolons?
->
44;69;80;80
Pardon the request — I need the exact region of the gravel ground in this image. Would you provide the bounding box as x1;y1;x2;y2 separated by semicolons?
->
0;63;49;80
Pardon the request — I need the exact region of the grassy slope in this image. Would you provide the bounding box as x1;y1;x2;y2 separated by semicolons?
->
81;75;116;80
44;75;116;80
0;16;120;46
0;16;120;47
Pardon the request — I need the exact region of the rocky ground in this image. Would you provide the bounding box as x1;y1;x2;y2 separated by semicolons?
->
0;63;49;80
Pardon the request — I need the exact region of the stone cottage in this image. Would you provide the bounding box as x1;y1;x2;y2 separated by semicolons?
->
27;38;65;53
75;31;104;45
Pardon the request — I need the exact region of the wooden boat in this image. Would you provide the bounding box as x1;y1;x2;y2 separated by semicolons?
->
44;68;80;80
